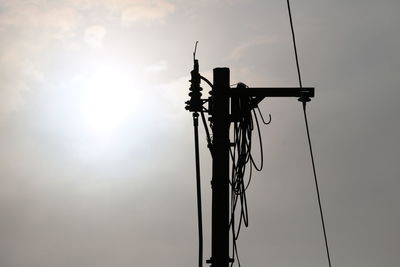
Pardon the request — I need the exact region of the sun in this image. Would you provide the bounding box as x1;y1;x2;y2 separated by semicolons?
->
80;66;141;137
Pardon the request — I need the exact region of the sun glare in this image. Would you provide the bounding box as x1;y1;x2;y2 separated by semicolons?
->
81;66;141;137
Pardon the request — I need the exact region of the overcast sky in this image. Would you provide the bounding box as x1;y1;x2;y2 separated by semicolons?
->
0;0;399;266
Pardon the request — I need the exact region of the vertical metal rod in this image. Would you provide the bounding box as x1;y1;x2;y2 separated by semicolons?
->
210;68;230;267
193;112;203;267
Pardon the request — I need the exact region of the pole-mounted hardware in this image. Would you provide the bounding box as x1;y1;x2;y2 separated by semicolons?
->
185;58;203;113
185;56;314;267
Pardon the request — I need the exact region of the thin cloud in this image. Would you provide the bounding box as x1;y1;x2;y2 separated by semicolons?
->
0;3;81;39
120;0;175;26
145;60;168;72
84;25;107;49
229;36;279;60
0;43;44;116
0;0;174;116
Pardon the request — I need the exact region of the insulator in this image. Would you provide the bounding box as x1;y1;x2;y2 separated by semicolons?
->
185;59;204;112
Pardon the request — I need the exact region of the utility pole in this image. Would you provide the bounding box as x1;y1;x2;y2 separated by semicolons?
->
209;68;231;267
186;62;314;267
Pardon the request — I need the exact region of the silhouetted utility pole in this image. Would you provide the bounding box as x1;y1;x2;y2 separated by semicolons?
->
209;68;231;267
186;60;314;267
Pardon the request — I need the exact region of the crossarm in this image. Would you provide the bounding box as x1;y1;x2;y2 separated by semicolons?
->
227;87;314;98
227;87;314;107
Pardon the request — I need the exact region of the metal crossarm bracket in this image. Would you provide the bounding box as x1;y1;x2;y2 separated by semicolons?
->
227;86;314;111
227;87;314;98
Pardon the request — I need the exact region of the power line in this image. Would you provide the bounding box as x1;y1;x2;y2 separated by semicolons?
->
286;0;303;88
286;1;333;266
303;104;332;267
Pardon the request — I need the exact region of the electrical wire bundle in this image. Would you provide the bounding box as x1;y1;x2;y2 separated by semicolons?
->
229;89;269;267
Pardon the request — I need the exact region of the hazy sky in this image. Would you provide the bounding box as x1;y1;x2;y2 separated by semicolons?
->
0;0;399;266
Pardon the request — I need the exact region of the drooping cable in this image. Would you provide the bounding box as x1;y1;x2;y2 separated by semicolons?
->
228;92;269;267
286;1;332;266
200;111;212;151
192;112;203;267
201;75;213;89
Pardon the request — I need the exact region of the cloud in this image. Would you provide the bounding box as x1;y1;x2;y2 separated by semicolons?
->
120;0;175;26
84;25;107;49
0;2;82;115
43;7;82;39
0;3;82;39
0;0;175;117
229;36;279;60
0;43;44;116
145;60;168;72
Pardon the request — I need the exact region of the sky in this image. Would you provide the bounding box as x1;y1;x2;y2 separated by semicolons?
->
0;0;399;266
